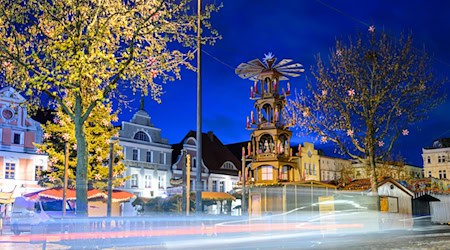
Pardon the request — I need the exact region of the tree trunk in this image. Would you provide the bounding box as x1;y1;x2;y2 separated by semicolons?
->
368;146;380;211
74;95;88;216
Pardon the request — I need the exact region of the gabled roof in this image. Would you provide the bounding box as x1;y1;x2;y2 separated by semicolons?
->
0;87;25;102
172;131;240;176
340;177;414;197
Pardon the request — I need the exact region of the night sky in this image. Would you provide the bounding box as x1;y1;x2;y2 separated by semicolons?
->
121;0;450;167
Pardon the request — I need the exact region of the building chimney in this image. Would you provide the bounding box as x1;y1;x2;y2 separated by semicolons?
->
207;131;214;142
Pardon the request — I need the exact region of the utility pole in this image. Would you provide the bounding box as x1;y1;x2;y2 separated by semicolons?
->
186;154;191;215
195;0;203;214
107;140;114;217
62;142;69;217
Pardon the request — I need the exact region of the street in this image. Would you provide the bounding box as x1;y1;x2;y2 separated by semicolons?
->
1;221;449;249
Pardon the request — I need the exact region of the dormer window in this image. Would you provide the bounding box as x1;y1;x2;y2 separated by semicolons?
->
134;131;149;142
221;161;237;170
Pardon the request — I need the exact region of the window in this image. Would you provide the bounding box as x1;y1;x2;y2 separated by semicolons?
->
427;156;431;164
132;149;138;161
212;180;218;192
144;175;152;188
443;155;446;163
134;131;149;142
380;196;399;213
439;170;442;179
219;181;225;192
280;166;288;180
313;164;316;175
428;171;432;177
35;165;43;181
5;163;15;179
444;170;447;179
192;157;197;170
146;152;152;163
158;176;165;189
221;161;235;170
160;152;166;164
131;174;138;187
13;133;21;144
438;156;442;163
261;166;273;180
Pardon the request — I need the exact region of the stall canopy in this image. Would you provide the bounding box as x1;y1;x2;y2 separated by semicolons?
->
24;188;135;203
201;191;236;201
0;186;16;204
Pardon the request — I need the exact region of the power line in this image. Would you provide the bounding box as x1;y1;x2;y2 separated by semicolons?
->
315;0;450;69
202;49;235;70
315;0;369;27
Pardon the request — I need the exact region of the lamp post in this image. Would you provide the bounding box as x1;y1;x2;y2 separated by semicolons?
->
62;141;69;217
195;0;203;214
107;137;117;218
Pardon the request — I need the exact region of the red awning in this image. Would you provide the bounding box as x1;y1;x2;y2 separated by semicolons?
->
23;188;135;202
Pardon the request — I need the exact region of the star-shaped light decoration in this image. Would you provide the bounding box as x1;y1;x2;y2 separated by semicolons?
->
402;129;409;136
348;89;355;97
62;133;70;141
150;69;158;78
263;52;274;62
48;175;56;182
43;133;51;139
36;148;43;154
236;53;304;81
94;173;102;180
320;137;328;143
336;50;343;57
321;89;328;96
346;129;354;137
101;119;109;126
378;141;385;147
368;25;375;33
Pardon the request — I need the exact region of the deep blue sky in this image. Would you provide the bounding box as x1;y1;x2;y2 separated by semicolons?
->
121;0;450;167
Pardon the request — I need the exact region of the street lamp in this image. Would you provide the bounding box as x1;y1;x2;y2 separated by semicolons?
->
62;141;69;217
107;137;118;218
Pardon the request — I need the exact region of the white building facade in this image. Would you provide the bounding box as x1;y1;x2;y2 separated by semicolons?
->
118;104;172;198
0;87;48;199
422;138;450;179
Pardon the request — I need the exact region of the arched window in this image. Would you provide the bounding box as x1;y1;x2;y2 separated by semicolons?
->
221;161;236;170
134;131;150;142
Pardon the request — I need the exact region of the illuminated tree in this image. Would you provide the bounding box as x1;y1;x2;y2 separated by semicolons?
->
287;29;445;196
0;0;220;215
36;101;126;190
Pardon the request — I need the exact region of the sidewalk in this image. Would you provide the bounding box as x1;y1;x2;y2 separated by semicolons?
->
0;225;69;250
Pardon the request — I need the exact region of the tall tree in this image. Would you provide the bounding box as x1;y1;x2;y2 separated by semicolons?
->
0;0;220;215
36;101;126;190
286;29;445;197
